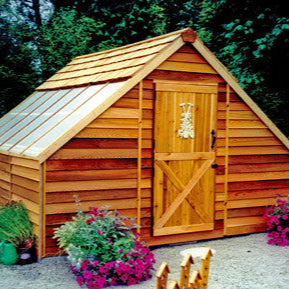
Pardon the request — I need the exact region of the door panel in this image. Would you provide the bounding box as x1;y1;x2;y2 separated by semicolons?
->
153;81;217;236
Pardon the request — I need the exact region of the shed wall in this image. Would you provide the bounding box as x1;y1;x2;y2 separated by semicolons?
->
44;86;154;256
0;154;41;250
42;44;289;255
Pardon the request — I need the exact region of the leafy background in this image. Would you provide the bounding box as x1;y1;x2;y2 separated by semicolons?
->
1;0;289;136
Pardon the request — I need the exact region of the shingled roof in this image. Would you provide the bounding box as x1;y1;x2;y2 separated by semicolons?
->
0;27;288;163
37;28;197;90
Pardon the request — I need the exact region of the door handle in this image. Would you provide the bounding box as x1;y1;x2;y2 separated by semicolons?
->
211;129;216;149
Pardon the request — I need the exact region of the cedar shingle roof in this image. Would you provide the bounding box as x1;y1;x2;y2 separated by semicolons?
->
37;28;197;90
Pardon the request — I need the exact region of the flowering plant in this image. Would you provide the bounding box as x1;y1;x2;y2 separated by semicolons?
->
264;198;289;246
71;238;155;288
53;203;155;288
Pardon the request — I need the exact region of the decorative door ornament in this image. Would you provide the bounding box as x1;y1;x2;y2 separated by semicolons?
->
177;103;195;139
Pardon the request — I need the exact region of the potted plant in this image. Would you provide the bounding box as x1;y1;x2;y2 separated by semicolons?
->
0;201;37;264
54;201;155;288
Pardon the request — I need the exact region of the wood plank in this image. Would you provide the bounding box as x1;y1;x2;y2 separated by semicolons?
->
46;158;153;171
227;197;286;209
46;178;151;192
50;148;152;160
218;102;249;111
217;120;267;129
228;187;289;200
0;170;9;182
217;128;273;138
10;157;39;169
154;223;214;236
0;154;10;163
0;161;10;172
217;137;281;147
218;110;259;120
98;107;139;119
11;183;39;203
0;187;10;200
11;165;39;181
155;82;217;93
228;154;289;165
227;207;266;218
11;175;39;192
112;98;153;109
46;198;151;214
217;171;289;183
46;168;152;181
167;52;207;63
46;188;151;204
226;216;266;227
11;193;39;215
155;152;215;161
75;128;152;139
87;118;152;129
229;162;289;174
227;179;289;191
45;207;152;225
217;146;289;156
0;179;9;191
157;61;217;74
148;70;223;83
63;138;138;149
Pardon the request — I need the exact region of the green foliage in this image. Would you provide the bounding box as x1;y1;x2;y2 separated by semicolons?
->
53;205;137;268
0;201;35;248
35;8;105;80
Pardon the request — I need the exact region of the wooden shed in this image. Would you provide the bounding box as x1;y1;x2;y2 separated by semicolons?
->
1;28;289;258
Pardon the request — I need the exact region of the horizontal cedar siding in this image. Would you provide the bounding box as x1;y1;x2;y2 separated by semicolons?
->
0;154;41;253
146;43;289;242
45;85;154;255
0;153;11;203
217;88;289;235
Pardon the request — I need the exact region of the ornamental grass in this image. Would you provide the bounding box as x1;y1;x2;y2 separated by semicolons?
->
0;201;35;248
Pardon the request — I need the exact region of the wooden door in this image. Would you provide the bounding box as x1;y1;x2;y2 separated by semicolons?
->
153;81;217;236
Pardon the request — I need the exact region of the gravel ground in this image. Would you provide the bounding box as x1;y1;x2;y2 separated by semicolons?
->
1;232;289;289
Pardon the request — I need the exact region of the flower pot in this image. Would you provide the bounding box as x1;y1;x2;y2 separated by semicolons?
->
17;245;37;265
0;240;18;265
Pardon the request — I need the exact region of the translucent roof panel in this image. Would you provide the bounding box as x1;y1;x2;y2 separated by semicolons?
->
0;81;126;160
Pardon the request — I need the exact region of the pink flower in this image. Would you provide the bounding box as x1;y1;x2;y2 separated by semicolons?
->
92;260;99;267
76;276;84;286
282;214;288;220
81;259;90;270
97;229;104;235
83;270;93;280
86;217;94;224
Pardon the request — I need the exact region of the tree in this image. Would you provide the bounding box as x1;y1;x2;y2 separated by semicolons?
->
195;0;289;135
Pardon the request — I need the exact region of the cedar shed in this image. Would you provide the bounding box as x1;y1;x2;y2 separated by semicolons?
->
1;28;289;258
